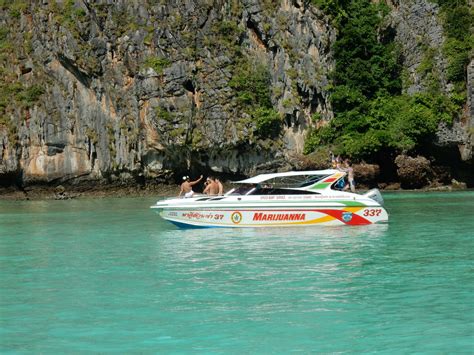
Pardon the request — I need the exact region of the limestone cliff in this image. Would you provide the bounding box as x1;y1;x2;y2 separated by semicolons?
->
389;0;473;164
0;0;472;190
0;0;336;187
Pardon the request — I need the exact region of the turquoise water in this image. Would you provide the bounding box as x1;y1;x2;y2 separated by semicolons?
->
1;192;473;353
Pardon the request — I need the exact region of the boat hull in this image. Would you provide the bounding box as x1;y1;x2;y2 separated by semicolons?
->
156;206;388;228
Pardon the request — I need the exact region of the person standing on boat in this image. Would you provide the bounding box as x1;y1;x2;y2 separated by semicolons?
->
203;177;219;195
179;175;203;198
331;153;342;170
216;178;224;196
343;160;356;192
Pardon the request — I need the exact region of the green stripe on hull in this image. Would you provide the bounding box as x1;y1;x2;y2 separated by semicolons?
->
337;200;366;207
311;182;331;189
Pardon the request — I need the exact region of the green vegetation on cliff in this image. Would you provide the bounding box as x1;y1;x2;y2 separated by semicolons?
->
431;0;473;92
305;0;464;161
230;58;281;138
143;56;172;75
0;19;44;145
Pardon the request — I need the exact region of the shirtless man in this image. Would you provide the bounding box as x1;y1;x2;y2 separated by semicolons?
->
203;176;219;195
343;160;356;192
179;175;203;198
216;178;224;196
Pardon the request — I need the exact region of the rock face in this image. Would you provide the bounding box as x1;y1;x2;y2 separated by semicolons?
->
0;0;472;189
395;155;432;189
390;0;473;167
0;0;335;187
435;58;473;162
389;0;447;95
461;59;474;161
353;163;380;187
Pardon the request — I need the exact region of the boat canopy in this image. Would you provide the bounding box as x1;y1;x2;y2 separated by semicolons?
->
230;169;347;191
234;170;342;184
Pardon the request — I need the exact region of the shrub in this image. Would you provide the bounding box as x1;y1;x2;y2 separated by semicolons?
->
143;56;171;75
433;0;473;90
305;91;457;158
9;1;28;18
444;38;471;83
0;26;11;51
229;60;272;108
304;0;462;161
155;106;174;122
22;85;45;105
229;58;281;138
253;107;281;138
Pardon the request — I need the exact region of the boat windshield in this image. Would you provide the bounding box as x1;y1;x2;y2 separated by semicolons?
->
257;174;331;188
226;186;256;196
226;186;320;196
249;188;320;195
226;174;334;196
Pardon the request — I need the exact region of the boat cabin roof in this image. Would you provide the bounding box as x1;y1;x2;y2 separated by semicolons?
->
234;169;342;184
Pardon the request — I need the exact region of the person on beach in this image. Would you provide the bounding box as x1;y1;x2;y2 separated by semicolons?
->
203;177;219;196
343;160;356;192
179;175;203;198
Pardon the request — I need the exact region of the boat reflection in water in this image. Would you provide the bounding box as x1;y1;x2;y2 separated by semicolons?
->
151;170;389;228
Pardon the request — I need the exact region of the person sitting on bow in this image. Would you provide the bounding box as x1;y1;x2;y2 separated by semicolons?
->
179;175;203;198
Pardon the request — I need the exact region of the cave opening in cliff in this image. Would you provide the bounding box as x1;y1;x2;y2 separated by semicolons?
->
91;152;97;171
246;18;265;47
0;171;21;188
183;79;195;94
425;145;474;188
375;150;398;184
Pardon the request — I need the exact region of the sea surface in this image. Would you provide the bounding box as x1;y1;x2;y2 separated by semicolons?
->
0;191;473;353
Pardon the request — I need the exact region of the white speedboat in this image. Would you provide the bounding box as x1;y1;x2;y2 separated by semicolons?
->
151;169;388;228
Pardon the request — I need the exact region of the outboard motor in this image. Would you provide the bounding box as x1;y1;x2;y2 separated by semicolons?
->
363;188;384;205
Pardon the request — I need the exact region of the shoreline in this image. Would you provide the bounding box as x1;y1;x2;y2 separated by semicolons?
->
0;184;178;201
0;183;470;201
